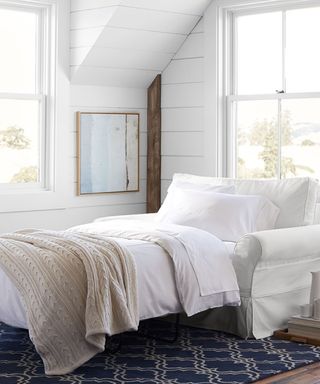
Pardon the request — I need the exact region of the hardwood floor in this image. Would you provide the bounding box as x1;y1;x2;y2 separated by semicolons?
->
256;362;320;384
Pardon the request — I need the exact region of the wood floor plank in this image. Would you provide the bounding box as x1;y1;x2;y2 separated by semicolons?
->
256;362;320;384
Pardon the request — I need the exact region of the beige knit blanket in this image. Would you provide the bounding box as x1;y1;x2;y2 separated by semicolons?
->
0;230;138;375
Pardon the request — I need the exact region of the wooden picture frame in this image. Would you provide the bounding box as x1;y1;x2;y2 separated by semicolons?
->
76;112;140;195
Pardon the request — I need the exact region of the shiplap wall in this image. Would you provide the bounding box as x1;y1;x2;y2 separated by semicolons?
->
161;19;205;201
70;0;210;87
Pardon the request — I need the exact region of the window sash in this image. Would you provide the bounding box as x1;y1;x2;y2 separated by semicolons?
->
0;1;52;191
227;94;320;178
228;92;320;102
233;5;320;97
0;96;47;189
227;1;320;178
229;0;320;17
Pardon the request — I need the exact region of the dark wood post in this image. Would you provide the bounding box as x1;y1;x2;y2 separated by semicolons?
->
147;74;161;213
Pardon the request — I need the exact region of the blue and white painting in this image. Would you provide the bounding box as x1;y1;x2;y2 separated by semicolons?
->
79;113;139;194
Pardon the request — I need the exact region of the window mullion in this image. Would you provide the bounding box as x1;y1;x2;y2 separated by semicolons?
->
229;91;320;102
232;101;238;178
39;95;47;189
229;94;282;101
232;12;238;96
35;9;41;94
282;10;287;93
277;99;282;179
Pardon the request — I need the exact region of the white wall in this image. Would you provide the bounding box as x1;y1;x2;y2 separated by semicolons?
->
69;0;207;88
0;0;147;233
161;19;205;201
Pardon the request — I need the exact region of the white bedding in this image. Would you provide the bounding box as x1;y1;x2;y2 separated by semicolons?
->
0;221;237;330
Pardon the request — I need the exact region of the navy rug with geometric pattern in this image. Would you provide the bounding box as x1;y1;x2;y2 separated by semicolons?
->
1;319;319;384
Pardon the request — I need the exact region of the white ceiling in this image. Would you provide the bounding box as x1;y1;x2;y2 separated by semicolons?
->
70;0;211;88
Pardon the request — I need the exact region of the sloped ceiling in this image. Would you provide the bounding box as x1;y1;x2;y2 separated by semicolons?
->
70;0;211;88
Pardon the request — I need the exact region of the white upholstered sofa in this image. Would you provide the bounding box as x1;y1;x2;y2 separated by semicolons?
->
97;174;320;339
172;174;320;339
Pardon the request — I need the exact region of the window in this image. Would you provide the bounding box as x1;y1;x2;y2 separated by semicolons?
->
228;3;320;179
0;2;52;190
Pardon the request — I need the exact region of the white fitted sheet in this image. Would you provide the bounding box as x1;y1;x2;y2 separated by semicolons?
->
0;238;235;330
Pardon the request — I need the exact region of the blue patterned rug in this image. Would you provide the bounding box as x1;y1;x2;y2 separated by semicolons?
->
0;319;319;384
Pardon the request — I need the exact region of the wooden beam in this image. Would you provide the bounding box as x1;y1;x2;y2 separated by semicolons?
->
147;74;161;213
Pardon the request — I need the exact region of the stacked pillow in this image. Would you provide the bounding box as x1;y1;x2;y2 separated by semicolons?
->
166;179;236;194
156;178;280;242
171;173;319;228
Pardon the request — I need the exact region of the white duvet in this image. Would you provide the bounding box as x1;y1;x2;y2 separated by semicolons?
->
0;218;240;329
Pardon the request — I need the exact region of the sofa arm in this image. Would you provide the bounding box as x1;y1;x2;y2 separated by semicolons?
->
234;225;320;293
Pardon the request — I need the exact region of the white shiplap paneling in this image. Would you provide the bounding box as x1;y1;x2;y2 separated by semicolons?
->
121;0;211;16
0;203;145;233
192;18;204;33
108;7;200;35
161;179;171;203
70;27;104;48
71;85;147;108
174;33;204;59
71;46;172;70
162;58;203;84
72;27;185;53
70;1;210;87
71;66;159;88
162;83;203;108
161;156;205;180
162;132;203;156
161;19;205;199
70;7;116;29
71;0;121;12
162;107;204;132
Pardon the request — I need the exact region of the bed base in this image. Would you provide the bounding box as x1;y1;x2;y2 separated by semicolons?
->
105;334;123;353
138;314;180;343
105;314;180;353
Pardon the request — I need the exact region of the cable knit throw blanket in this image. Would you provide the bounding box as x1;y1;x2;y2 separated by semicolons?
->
0;230;138;375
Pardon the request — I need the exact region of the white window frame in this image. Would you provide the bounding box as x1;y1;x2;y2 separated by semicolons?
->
227;0;320;178
0;0;55;192
205;0;320;178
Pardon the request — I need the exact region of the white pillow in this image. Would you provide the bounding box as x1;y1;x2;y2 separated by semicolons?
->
161;181;235;222
173;173;318;228
156;188;280;242
167;178;236;194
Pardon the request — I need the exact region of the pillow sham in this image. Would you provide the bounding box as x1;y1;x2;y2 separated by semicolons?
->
161;181;235;222
173;173;319;228
156;188;280;242
167;178;236;194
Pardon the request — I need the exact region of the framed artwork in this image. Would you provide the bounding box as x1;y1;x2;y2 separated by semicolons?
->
77;112;139;195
